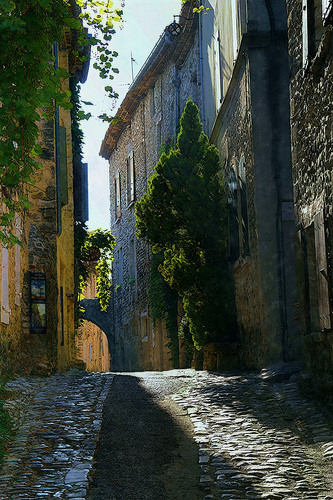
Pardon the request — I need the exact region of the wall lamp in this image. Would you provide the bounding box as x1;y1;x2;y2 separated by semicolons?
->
166;14;194;38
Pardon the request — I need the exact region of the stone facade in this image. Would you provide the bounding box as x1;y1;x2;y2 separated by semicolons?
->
0;33;89;375
206;0;301;368
75;265;111;372
286;0;333;374
101;2;201;371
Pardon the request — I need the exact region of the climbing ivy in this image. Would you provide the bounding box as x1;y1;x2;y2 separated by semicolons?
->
148;251;179;367
75;224;116;314
0;0;122;244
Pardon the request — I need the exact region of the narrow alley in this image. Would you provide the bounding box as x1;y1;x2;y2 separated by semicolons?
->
0;368;332;499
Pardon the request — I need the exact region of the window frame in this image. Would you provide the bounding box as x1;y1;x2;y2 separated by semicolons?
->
126;151;135;206
115;171;121;220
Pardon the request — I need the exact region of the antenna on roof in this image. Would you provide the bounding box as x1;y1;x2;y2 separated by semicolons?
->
130;52;137;82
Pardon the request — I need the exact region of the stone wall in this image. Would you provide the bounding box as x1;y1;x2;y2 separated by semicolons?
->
286;0;333;374
75;267;111;372
210;1;300;369
107;30;201;371
0;44;78;376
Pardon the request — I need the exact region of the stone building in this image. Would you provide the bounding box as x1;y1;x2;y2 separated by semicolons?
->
201;0;301;368
285;0;332;375
75;264;111;372
100;1;201;370
0;18;89;375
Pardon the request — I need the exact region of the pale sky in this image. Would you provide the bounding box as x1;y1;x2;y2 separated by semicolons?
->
80;0;181;230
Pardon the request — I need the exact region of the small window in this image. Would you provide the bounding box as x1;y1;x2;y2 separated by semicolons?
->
129;238;136;281
227;166;239;262
126;152;135;205
322;0;332;24
156;120;162;155
238;157;249;256
115;171;121;220
231;0;239;60
314;210;331;330
150;86;156;116
1;246;9;324
214;31;222;108
118;247;123;286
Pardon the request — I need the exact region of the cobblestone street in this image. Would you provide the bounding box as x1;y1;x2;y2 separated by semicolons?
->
0;368;332;499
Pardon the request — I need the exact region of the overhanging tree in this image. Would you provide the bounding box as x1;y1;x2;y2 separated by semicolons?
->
136;99;237;350
0;0;121;244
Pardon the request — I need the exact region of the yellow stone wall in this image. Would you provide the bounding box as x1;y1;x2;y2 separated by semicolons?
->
0;42;79;376
75;265;111;372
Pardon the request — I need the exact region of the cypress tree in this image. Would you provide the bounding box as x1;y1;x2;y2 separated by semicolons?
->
136;99;236;349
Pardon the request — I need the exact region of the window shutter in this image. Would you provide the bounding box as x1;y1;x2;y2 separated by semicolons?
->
322;0;332;23
214;31;222;108
314;210;331;329
302;0;309;67
59;126;68;206
127;152;135;204
130;152;135;202
115;172;121;219
1;246;9;324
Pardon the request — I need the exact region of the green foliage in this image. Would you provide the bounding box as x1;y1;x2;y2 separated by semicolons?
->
148;251;179;367
178;315;194;364
0;0;122;244
136;99;237;349
75;223;116;315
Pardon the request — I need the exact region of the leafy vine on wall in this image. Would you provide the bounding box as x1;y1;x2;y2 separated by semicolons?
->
0;0;122;244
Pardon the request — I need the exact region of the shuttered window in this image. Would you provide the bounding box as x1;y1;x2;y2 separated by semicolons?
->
214;31;222;108
59;126;68;207
1;246;9;324
302;0;316;67
126;152;135;205
115;171;121;220
15;217;21;306
322;0;332;23
238;157;249;256
314;210;331;330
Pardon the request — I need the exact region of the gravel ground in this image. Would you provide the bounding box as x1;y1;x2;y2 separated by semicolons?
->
86;370;202;500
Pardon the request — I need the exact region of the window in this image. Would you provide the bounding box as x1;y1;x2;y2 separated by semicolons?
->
314;210;331;329
118;247;123;286
238;157;249;256
15;216;21;306
156;120;162;155
322;0;332;24
126;152;135;205
297;213;332;333
231;0;239;61
302;0;314;67
1;246;9;324
115;171;121;219
214;31;222;108
60;286;64;345
129;238;136;281
302;0;330;67
227;157;249;263
227;166;239;262
150;86;156;116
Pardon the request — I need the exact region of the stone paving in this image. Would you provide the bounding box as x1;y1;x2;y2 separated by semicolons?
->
171;370;333;499
0;368;332;499
0;370;113;499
